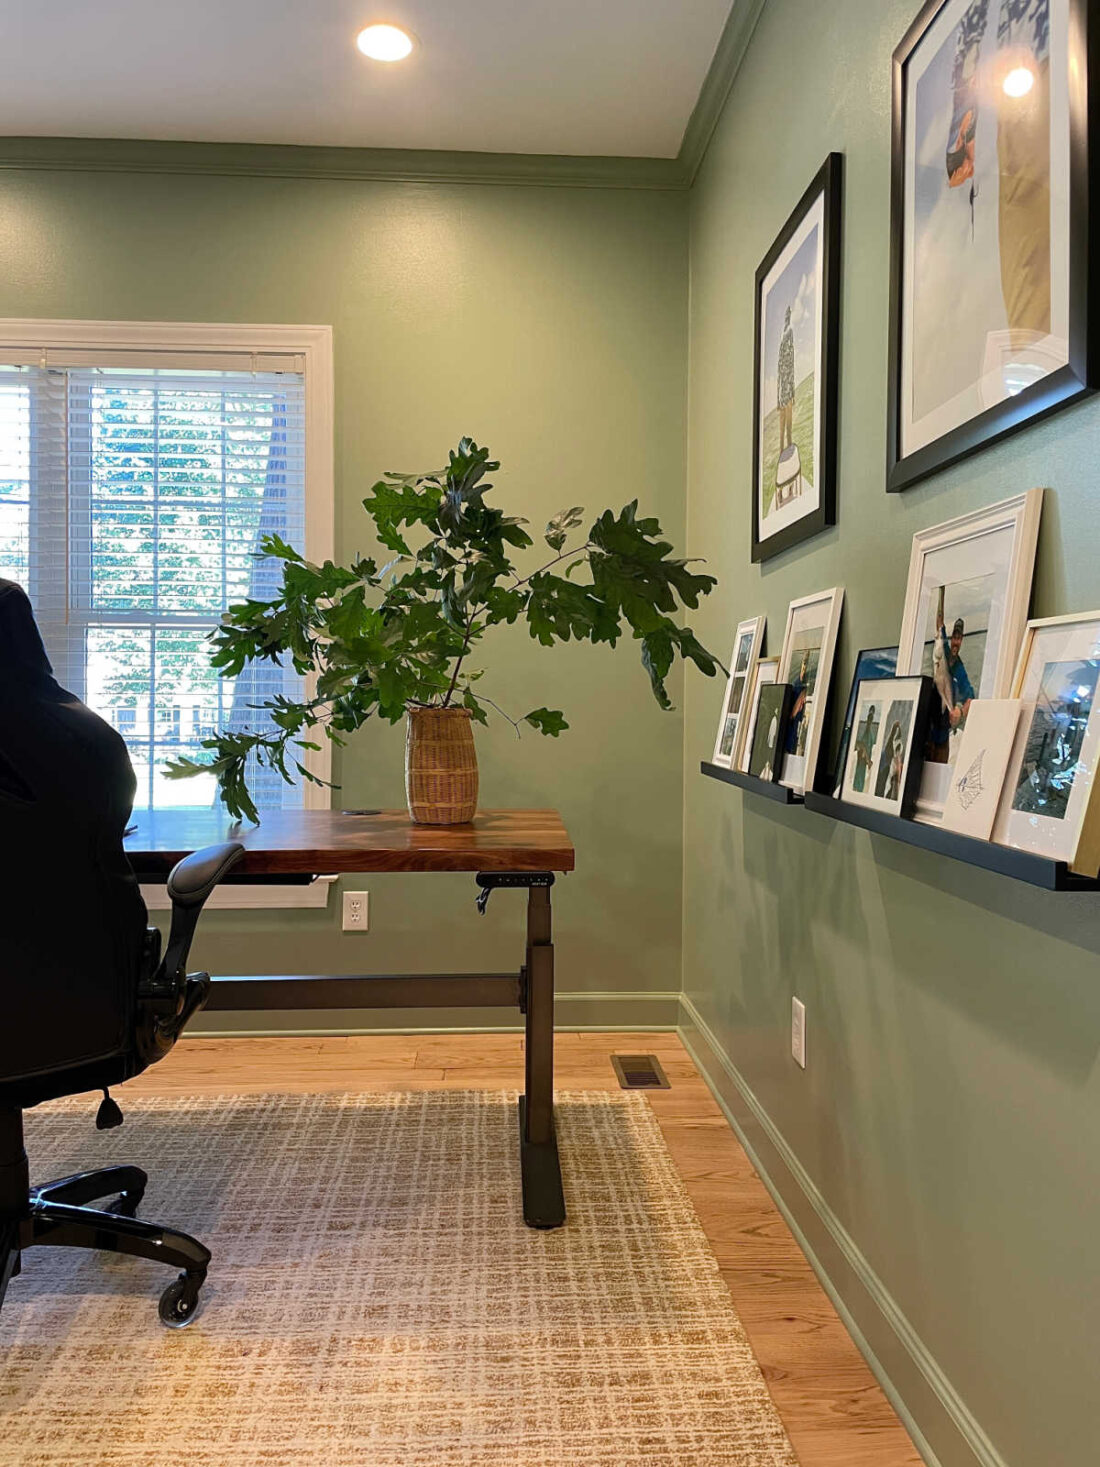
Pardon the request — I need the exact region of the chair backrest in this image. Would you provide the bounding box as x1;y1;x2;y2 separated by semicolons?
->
0;580;148;1092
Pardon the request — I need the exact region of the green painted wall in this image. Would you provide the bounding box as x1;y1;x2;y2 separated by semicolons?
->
0;166;691;1024
682;4;1099;1467
6;15;1098;1456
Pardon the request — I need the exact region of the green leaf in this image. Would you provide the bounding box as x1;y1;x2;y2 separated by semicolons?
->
259;532;304;564
544;505;586;552
525;707;569;736
462;688;490;726
485;586;526;625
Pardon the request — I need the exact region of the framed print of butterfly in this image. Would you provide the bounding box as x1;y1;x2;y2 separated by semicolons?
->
954;750;985;811
940;700;1023;840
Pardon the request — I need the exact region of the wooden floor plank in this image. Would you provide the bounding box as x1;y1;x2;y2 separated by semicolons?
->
124;1030;924;1467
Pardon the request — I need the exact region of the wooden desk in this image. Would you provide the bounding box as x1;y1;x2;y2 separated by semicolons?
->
126;809;575;1229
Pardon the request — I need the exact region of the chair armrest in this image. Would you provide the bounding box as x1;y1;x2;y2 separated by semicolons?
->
153;842;245;994
167;841;247;908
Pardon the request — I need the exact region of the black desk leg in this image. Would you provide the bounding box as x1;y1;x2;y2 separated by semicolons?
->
519;882;565;1229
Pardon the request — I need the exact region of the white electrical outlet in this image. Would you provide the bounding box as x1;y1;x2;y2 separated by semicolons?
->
791;997;806;1068
342;890;369;932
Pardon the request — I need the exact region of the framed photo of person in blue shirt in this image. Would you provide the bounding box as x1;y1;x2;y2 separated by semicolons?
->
897;491;1043;822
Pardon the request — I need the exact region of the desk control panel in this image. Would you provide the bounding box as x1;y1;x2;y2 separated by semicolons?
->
475;869;556;914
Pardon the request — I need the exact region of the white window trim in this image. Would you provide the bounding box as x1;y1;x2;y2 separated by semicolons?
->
0;319;337;910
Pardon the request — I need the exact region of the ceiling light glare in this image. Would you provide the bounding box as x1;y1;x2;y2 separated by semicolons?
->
356;24;415;61
1003;65;1034;97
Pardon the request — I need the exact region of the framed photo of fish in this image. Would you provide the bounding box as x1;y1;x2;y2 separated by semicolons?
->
751;153;843;562
992;612;1100;874
896;489;1043;822
840;675;936;817
887;0;1095;492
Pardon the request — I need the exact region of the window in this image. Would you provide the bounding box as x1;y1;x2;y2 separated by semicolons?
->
0;322;333;814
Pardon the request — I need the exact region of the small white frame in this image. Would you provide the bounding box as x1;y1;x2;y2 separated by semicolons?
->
992;611;1100;875
776;586;844;794
711;614;766;768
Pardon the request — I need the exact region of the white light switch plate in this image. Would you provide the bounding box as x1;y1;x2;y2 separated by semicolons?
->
791;997;806;1068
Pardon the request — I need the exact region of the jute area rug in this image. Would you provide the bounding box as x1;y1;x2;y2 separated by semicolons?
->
2;1091;799;1467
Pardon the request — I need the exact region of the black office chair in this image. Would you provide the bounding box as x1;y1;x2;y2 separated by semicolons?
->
0;579;243;1328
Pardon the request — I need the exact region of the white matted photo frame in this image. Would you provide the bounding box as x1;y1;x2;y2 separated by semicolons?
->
887;0;1095;492
992;612;1100;875
939;698;1026;839
738;658;780;774
897;489;1042;822
840;675;935;817
711;615;767;768
777;587;844;794
752;153;842;562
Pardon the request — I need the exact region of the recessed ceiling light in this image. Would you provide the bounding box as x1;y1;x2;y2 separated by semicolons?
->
1003;65;1034;97
356;23;415;62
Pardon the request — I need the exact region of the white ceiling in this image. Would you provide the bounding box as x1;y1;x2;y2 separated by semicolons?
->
1;0;735;159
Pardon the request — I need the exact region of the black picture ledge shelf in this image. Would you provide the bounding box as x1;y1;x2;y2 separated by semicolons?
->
803;792;1099;893
700;761;803;805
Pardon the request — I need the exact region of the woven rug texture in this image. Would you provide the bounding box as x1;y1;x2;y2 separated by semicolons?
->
1;1090;799;1467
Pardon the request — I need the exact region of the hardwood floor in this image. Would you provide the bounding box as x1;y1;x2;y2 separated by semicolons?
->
126;1030;924;1467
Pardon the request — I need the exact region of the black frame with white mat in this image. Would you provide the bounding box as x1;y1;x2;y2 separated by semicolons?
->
751;153;843;561
887;0;1096;491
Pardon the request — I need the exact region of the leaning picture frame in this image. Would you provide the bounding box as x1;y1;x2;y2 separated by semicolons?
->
711;615;767;768
751;153;843;561
832;645;900;796
748;684;795;783
840;674;935;818
896;489;1042;822
887;0;1095;492
737;658;781;774
992;612;1100;875
776;587;844;794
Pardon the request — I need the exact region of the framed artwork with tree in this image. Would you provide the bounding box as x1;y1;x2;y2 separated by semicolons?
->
751;153;843;562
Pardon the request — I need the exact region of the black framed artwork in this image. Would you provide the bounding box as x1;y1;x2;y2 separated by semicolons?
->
838;675;937;818
751;153;843;562
748;684;795;782
887;0;1095;492
831;645;900;795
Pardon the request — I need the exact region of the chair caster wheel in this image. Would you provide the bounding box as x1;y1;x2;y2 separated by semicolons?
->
158;1272;204;1329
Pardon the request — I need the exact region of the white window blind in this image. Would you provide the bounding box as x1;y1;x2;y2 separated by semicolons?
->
0;362;308;811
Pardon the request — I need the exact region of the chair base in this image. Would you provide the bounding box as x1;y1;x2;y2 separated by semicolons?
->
0;1111;211;1328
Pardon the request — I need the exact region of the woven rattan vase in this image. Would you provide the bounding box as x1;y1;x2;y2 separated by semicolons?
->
404;706;479;825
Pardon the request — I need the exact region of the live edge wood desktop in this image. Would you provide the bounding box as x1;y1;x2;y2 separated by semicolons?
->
125;808;576;1230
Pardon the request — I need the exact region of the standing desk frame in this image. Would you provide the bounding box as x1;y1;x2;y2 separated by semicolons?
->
125;808;574;1230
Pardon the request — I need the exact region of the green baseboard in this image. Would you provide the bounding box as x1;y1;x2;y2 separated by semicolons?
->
677;995;1008;1467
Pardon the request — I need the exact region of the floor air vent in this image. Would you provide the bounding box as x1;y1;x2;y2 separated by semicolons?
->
611;1054;670;1090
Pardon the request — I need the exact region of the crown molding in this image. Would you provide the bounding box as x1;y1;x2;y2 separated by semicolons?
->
0;135;687;191
0;4;766;193
676;0;768;183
